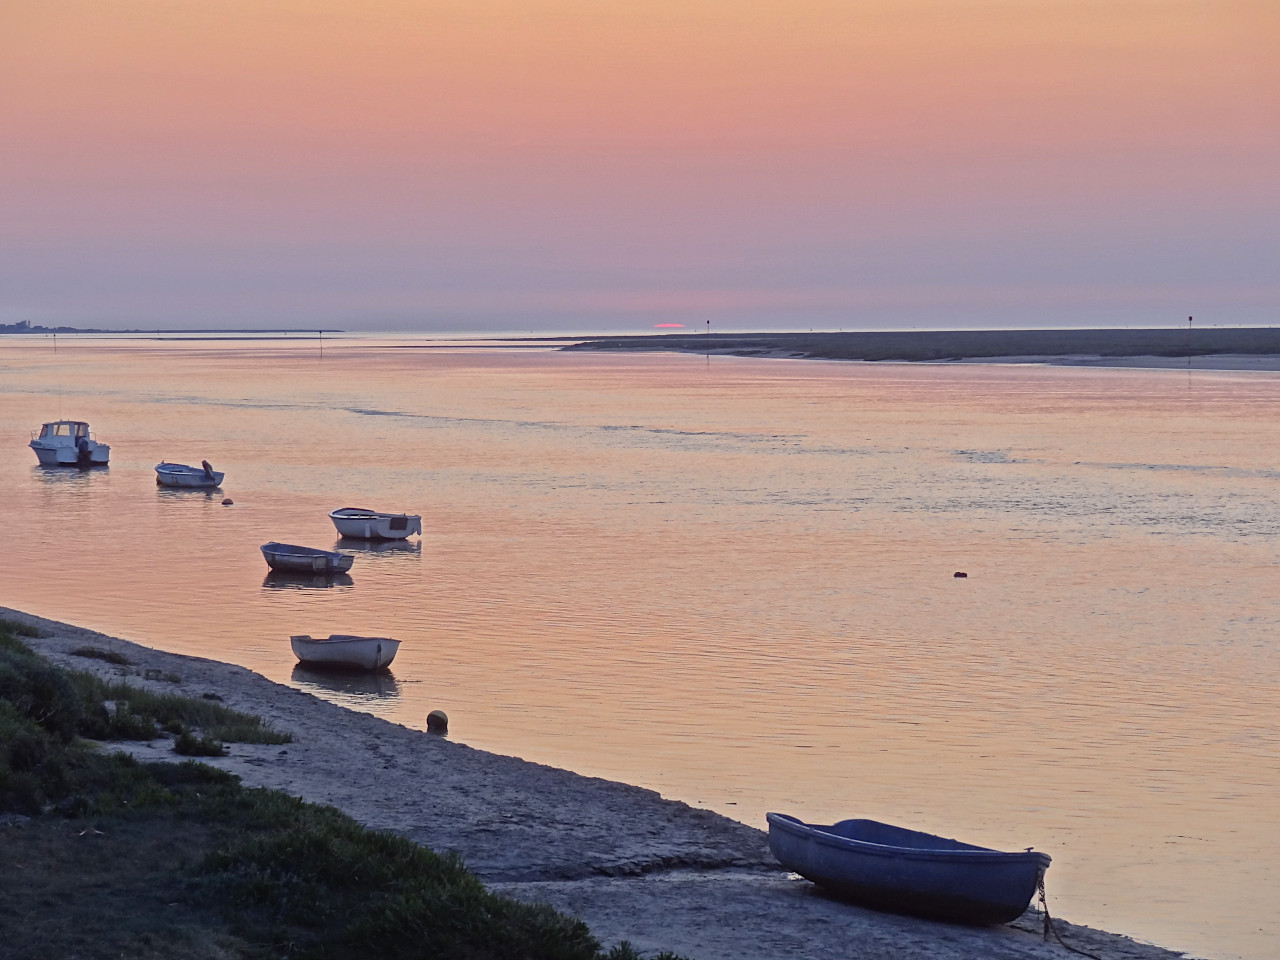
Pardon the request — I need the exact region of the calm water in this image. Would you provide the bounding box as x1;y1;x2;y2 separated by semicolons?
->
3;336;1278;960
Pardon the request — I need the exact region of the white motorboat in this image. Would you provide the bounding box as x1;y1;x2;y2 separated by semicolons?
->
29;420;110;467
156;460;224;488
290;634;400;670
329;507;422;540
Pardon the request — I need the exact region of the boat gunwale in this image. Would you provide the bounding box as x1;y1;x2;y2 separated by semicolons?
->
261;541;351;557
329;507;421;521
292;634;399;647
766;813;1050;866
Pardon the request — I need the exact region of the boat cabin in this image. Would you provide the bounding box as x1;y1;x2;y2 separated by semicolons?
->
36;421;92;444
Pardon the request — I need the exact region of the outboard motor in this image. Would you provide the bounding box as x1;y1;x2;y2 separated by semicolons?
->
202;460;216;481
76;436;92;467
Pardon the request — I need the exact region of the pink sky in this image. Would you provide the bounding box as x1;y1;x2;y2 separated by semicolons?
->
3;1;1277;331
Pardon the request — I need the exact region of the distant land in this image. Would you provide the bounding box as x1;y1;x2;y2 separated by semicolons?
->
562;327;1280;363
0;321;342;335
0;321;107;334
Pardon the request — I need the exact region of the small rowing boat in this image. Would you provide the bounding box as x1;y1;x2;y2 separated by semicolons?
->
766;813;1050;924
260;542;355;575
156;460;224;488
328;507;422;540
290;634;400;670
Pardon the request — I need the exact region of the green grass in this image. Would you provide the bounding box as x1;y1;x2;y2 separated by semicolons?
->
0;618;692;960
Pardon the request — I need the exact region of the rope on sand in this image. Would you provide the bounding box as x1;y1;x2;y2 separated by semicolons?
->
1038;874;1103;959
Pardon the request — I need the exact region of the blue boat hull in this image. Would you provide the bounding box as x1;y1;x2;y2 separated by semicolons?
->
260;542;354;575
766;813;1050;924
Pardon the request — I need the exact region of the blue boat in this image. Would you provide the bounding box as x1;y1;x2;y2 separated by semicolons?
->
766;813;1050;924
260;542;355;575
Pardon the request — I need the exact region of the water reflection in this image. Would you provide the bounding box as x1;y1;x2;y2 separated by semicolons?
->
33;465;107;483
261;571;355;590
334;537;422;555
291;663;401;700
157;486;223;502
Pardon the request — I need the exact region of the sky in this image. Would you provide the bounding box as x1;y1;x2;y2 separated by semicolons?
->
2;1;1278;333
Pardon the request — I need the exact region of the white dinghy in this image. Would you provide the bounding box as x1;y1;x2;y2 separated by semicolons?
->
289;634;400;671
329;507;422;540
156;460;224;488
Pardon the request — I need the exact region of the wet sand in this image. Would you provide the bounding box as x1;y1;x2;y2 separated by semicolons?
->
563;327;1280;369
5;606;1188;960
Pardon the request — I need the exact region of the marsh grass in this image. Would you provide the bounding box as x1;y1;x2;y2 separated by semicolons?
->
0;617;40;638
73;675;291;745
0;619;692;960
71;645;134;666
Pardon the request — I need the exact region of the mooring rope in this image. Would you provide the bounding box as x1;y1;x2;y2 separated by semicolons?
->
1037;873;1103;959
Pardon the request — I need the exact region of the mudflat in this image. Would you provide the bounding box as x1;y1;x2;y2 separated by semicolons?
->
6;606;1186;960
563;326;1280;366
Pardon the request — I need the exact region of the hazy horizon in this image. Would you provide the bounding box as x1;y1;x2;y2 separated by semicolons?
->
4;2;1277;333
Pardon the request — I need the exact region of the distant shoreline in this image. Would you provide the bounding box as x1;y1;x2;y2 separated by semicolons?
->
561;327;1280;365
11;325;1280;369
0;324;343;336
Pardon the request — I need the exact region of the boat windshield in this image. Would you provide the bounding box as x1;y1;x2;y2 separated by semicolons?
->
39;422;88;439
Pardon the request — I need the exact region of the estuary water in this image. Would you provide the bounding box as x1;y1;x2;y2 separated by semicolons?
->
2;335;1278;960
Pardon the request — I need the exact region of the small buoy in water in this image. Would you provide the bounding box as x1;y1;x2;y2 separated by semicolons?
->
221;498;234;506
426;709;449;734
953;571;968;578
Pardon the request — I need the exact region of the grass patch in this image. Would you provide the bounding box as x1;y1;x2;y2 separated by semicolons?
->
73;675;291;745
0;617;40;638
71;645;134;666
143;667;183;683
0;619;693;960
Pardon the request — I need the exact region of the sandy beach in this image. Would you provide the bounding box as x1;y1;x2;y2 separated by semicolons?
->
562;327;1280;371
5;606;1189;960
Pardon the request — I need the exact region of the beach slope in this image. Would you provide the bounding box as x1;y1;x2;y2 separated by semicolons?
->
5;607;1186;960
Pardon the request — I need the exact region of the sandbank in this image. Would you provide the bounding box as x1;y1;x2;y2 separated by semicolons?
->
562;328;1280;371
5;606;1187;960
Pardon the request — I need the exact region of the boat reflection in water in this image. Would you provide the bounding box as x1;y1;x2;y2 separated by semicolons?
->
291;663;401;702
334;537;422;555
33;465;104;485
261;571;355;590
157;486;222;502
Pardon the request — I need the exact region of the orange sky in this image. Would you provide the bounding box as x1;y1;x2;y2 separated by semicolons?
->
2;1;1277;330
